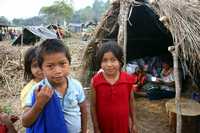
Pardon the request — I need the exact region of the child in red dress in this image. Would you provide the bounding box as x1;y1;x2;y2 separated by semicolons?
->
0;112;18;133
90;41;137;133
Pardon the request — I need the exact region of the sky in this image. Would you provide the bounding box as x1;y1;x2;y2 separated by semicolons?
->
0;0;95;20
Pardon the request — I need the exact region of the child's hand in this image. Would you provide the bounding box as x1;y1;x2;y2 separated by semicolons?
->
35;86;54;109
154;77;162;83
0;113;12;126
130;124;138;133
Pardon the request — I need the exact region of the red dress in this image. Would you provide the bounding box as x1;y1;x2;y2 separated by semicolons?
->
0;124;7;133
92;71;136;133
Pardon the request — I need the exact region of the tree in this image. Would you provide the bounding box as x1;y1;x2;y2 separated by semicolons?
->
92;0;106;21
71;0;110;23
12;16;47;26
39;0;73;25
0;16;10;25
12;18;24;26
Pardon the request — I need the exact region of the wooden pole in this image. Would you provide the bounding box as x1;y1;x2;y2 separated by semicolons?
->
123;1;129;67
117;0;124;47
19;28;24;69
118;1;138;132
168;46;182;133
117;0;129;66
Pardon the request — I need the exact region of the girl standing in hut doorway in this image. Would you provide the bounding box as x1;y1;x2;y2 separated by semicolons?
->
90;41;137;133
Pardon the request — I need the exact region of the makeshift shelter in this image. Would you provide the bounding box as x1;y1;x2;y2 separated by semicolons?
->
82;0;200;87
0;23;9;28
47;24;70;38
0;23;9;41
12;26;57;45
67;23;83;32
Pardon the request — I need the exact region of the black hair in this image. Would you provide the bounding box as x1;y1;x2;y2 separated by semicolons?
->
24;47;37;81
96;41;124;69
161;53;173;67
36;39;71;68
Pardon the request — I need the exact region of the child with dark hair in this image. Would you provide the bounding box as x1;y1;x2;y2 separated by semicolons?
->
20;47;43;108
22;39;87;133
91;41;137;133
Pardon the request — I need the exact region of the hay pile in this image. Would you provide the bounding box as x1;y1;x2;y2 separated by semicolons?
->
0;42;26;97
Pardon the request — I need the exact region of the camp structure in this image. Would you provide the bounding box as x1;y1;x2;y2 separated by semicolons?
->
82;0;200;132
0;22;9;41
67;23;83;32
0;22;9;28
12;26;57;45
47;24;70;38
82;0;200;87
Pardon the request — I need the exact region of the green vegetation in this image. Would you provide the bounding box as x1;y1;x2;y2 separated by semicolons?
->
2;105;13;114
71;0;110;23
39;0;73;25
0;16;10;25
2;0;110;26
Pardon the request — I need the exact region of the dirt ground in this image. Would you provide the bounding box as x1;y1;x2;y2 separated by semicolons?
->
0;37;174;133
135;98;171;133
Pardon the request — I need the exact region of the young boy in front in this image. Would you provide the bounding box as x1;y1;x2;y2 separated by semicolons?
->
22;39;87;133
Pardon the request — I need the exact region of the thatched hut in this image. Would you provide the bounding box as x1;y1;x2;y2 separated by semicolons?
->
82;0;200;132
82;0;200;88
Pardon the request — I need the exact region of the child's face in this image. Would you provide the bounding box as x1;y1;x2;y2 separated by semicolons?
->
101;51;121;76
41;52;70;85
162;63;170;69
31;59;43;81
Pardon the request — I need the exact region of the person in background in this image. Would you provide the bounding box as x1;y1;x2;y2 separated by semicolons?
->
20;47;43;108
0;107;18;133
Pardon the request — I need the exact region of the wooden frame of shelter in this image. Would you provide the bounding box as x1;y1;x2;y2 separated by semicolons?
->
82;0;200;133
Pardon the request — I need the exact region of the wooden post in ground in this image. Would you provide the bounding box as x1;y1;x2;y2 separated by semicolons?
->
168;46;182;133
118;1;138;132
19;28;24;69
117;0;129;66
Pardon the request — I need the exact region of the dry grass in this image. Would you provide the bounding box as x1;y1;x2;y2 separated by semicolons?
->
0;41;28;98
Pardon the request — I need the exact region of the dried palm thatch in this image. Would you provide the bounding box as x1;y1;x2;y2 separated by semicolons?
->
81;1;120;86
151;0;200;86
82;0;200;87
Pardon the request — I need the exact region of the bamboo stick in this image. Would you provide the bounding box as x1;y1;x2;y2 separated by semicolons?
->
169;46;182;133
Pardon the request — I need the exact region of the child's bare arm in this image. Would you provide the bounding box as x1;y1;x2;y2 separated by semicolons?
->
22;87;53;127
90;85;101;133
22;105;43;127
80;100;88;133
129;90;137;133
